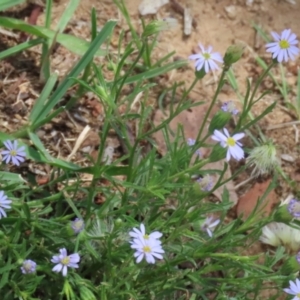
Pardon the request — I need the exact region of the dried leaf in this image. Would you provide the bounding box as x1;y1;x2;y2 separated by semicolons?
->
236;179;278;220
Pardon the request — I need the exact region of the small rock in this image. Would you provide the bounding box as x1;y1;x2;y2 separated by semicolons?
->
139;0;169;15
281;153;295;162
224;5;237;20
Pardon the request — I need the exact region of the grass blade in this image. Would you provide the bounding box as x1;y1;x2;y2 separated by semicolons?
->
30;20;116;128
0;38;43;59
0;17;107;57
0;0;25;11
56;0;80;33
29;72;59;122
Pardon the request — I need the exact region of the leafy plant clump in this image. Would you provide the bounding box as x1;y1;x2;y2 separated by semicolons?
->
0;0;300;299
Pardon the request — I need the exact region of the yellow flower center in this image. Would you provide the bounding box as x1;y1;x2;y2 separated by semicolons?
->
279;40;290;49
23;262;32;271
203;53;211;60
10;150;17;157
143;234;149;240
74;220;83;230
227;137;236;147
143;246;151;253
61;256;70;265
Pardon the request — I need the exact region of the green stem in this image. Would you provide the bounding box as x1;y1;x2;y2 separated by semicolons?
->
248;61;276;105
197;69;227;141
166;158;209;182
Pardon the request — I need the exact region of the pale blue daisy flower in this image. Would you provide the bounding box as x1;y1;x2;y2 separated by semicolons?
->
221;101;239;115
187;138;201;156
129;223;162;244
283;278;300;299
197;175;214;192
296;252;300;265
0;190;12;219
211;128;245;161
71;218;85;234
1;140;26;166
130;237;164;264
288;198;300;218
51;248;80;277
201;216;220;237
129;224;164;264
21;259;37;274
189;44;223;73
266;29;299;62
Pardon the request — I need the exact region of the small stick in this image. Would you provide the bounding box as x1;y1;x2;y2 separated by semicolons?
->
170;0;198;28
266;120;300;130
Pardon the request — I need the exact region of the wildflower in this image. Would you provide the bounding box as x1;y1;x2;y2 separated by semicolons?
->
274;195;298;223
71;218;85;234
129;223;164;264
197;175;214;192
297;252;300;265
282;254;300;275
142;19;178;37
130;237;164;264
1;140;26;166
189;44;223;73
0;191;12;219
266;29;299;62
288;198;300;218
21;259;36;274
201;216;220;237
51;248;80;276
223;44;244;66
221;101;239;115
187;138;201;156
260;222;300;253
187;138;196;146
284;278;300;299
129;223;162;244
211;128;245;161
246;143;279;177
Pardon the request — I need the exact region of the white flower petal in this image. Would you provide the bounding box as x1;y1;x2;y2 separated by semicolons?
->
52;264;63;273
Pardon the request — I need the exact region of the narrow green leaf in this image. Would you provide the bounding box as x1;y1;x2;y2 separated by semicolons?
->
120;60;187;85
242;101;276;131
29;72;59;122
30;20;116;127
0;0;25;11
64;196;82;218
45;0;53;28
28;132;52;161
0;172;26;183
28;132;82;170
0;38;43;60
56;0;80;33
0;17;107;57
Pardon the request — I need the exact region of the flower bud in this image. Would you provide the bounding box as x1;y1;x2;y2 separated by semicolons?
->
223;44;244;66
95;85;110;102
208;111;232;134
142;19;178;38
209;144;227;162
246;142;280;177
195;67;206;79
282;254;300;275
274;204;294;223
